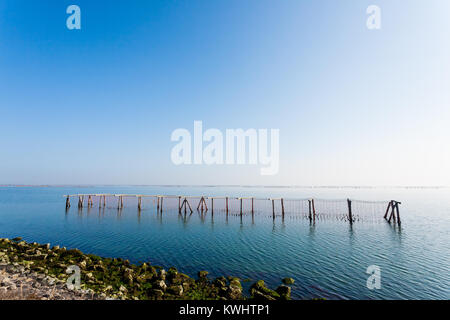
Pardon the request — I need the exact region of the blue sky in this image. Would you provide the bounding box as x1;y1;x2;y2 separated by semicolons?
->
1;0;449;186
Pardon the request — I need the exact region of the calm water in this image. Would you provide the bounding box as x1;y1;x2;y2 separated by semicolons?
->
0;186;448;300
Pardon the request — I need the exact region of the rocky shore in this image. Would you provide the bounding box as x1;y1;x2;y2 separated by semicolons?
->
0;237;294;300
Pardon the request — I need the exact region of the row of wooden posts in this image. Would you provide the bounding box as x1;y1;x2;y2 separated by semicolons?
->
64;195;401;226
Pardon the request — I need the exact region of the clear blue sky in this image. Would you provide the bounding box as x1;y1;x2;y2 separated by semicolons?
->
1;0;449;186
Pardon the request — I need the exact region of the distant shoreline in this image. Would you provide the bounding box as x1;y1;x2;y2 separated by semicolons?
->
0;185;448;189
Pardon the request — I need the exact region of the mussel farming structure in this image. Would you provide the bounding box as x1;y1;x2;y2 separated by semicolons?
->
64;194;402;226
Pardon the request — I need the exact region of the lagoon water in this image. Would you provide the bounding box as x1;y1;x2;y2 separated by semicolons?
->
0;186;448;300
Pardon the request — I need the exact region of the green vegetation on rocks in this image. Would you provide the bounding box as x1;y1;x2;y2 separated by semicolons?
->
0;237;294;300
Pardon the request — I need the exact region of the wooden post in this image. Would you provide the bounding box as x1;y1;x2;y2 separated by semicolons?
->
251;198;254;215
226;197;229;215
88;195;92;208
178;197;181;213
388;201;396;223
211;198;214;215
138;196;142;211
160;197;163;213
384;201;392;219
103;195;106;208
78;196;83;208
281;198;285;219
186;198;193;213
65;196;71;209
308;200;312;222
395;202;401;225
347;199;353;225
311;199;316;222
183;198;187;214
272;199;275;220
240;198;243;216
157;197;160;210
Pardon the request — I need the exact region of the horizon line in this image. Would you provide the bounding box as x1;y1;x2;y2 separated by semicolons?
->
0;184;448;189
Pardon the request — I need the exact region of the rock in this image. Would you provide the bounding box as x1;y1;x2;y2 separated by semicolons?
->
155;280;167;291
276;285;291;300
227;285;242;299
198;271;209;279
151;289;164;299
252;290;277;300
214;277;227;287
119;285;127;293
250;280;281;300
282;277;295;285
167;267;178;277
167;285;183;296
158;269;166;280
79;260;87;269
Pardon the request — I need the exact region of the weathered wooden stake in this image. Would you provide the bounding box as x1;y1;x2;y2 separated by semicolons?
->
178;196;181;213
211;198;214;215
384;201;392;219
226;197;229;215
347;199;353;225
157;197;160;210
388;201;396;223
160;197;163;213
281;198;285;219
251;198;254;215
240;198;243;216
78;196;83;208
312;199;316;222
395;202;401;225
308;200;312;222
65;196;71;209
138;196;142;211
272;199;275;220
186;198;193;213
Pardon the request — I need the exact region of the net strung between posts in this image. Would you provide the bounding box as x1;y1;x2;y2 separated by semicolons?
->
65;194;396;224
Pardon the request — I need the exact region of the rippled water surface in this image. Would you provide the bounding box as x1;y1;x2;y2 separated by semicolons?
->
0;186;448;299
